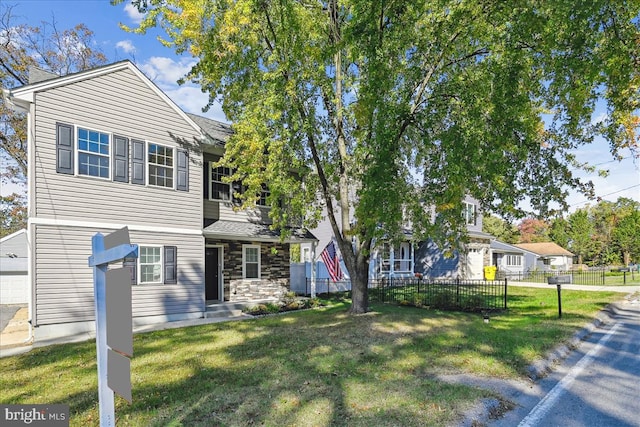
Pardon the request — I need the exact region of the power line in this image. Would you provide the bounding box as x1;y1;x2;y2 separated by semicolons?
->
570;184;640;207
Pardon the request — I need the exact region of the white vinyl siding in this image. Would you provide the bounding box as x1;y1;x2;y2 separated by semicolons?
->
32;68;202;229
243;245;260;279
33;224;204;326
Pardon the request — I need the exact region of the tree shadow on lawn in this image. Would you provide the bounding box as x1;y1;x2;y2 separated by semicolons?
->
1;297;610;426
122;307;521;426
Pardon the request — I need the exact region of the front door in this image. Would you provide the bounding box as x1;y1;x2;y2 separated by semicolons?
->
205;247;220;301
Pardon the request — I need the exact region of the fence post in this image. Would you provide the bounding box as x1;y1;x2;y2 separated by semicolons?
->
504;278;508;309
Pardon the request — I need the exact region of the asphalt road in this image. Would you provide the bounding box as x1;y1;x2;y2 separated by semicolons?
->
490;296;640;427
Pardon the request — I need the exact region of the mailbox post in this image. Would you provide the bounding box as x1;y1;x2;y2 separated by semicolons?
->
547;275;572;318
88;227;138;427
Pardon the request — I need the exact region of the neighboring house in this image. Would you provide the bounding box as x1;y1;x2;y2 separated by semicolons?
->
414;196;494;280
298;195;494;283
490;240;537;278
4;61;317;341
514;242;574;271
0;229;29;305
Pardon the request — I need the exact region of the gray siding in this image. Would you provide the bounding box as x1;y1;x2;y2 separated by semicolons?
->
0;230;28;258
32;68;202;229
34;224;204;326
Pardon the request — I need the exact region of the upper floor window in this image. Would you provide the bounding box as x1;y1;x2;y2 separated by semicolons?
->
210;165;232;200
148;143;174;188
464;202;477;226
77;128;109;178
257;184;270;206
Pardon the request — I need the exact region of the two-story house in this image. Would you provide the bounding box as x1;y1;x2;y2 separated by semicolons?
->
299;195;494;284
4;60;317;341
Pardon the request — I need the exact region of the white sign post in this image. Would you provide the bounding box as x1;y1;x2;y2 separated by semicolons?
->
88;227;138;426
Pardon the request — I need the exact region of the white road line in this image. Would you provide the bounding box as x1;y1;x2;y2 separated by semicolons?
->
517;322;622;427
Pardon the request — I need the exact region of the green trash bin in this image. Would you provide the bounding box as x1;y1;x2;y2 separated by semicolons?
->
484;266;497;281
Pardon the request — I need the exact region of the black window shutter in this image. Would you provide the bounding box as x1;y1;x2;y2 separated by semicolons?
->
164;246;177;284
123;257;137;285
113;135;129;182
176;149;189;191
203;160;209;199
56;123;74;174
131;139;145;185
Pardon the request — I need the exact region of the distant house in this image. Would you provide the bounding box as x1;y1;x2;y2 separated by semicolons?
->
490;240;537;278
0;229;28;304
514;242;574;271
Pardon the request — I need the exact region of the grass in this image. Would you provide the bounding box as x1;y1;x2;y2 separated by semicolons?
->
0;287;624;426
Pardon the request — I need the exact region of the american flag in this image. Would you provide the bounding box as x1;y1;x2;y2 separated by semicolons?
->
321;240;344;282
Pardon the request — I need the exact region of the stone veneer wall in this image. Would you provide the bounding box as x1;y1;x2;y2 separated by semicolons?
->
206;239;291;302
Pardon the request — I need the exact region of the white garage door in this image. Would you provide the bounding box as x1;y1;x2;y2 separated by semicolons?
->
467;249;484;280
0;273;28;305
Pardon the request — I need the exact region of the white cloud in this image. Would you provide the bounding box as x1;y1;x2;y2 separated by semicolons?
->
139;56;196;86
124;3;145;25
164;85;227;123
116;40;136;54
137;56;227;123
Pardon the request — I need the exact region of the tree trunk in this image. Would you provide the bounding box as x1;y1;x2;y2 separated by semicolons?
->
623;251;631;266
348;256;370;314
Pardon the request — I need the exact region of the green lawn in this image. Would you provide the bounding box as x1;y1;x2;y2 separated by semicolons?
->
0;287;623;427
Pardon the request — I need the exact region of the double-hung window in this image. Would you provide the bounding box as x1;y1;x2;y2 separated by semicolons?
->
257;184;270;206
148;143;174;188
77;128;110;178
506;255;522;267
464;202;477;226
139;246;162;284
210;165;232;200
243;245;261;279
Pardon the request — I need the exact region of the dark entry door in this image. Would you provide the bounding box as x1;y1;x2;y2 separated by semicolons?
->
205;247;220;301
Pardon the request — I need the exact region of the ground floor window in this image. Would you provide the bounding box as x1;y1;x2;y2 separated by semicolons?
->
243;245;261;279
506;255;522;267
139;246;162;283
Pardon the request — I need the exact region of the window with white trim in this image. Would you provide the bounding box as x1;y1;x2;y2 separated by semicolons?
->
506;255;522;267
243;245;261;279
148;143;174;188
257;184;270;206
139;246;162;284
210;165;232;200
464;202;477;226
77;127;110;178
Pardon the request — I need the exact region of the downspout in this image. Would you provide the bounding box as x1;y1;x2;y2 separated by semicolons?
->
25;100;36;342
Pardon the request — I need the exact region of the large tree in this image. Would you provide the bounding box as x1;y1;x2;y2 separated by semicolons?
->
121;0;639;313
0;4;107;229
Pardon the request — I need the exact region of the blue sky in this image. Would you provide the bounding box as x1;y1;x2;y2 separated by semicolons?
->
4;0;640;211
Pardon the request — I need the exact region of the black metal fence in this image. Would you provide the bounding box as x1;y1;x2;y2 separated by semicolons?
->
304;277;508;312
501;270;605;286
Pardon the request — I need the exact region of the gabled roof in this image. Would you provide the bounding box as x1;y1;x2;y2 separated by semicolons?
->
491;239;538;255
187;113;232;147
4;60;203;136
514;242;574;257
203;220;317;243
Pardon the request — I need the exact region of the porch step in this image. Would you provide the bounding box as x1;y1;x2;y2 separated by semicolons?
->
204;300;278;319
204;308;244;319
